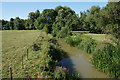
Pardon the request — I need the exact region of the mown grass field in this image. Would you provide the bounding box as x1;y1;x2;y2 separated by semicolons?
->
2;30;41;78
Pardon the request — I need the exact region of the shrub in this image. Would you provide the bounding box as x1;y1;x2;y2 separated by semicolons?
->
65;36;74;46
43;25;49;34
92;44;120;78
54;66;69;80
65;36;97;54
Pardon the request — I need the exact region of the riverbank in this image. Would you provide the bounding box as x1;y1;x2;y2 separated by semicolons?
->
65;35;120;78
57;38;110;78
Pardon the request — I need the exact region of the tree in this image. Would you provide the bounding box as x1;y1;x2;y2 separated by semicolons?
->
9;18;14;30
2;20;9;30
4;22;10;30
85;6;100;33
42;9;57;33
42;9;57;23
52;6;79;37
103;2;120;44
35;10;40;20
79;11;89;30
57;26;70;38
34;16;41;29
14;17;24;30
27;12;36;29
25;19;30;30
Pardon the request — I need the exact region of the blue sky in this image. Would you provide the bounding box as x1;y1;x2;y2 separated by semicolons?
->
2;2;108;21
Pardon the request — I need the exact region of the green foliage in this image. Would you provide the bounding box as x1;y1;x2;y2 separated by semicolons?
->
80;6;101;33
52;6;79;37
43;25;49;34
42;9;57;23
28;33;70;78
9;18;14;30
65;36;74;46
14;17;25;30
66;36;97;54
54;66;69;80
4;22;10;30
1;19;8;30
57;27;71;38
79;2;120;43
35;10;40;20
26;10;40;30
92;44;120;78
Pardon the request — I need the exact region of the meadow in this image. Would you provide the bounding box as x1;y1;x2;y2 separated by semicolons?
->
2;30;41;78
84;33;114;43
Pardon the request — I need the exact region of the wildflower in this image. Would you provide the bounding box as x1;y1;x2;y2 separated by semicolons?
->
56;66;58;69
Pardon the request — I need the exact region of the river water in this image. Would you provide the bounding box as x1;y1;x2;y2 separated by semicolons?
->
57;38;110;78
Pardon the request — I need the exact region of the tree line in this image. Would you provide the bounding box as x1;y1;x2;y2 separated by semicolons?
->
79;2;120;44
1;2;120;40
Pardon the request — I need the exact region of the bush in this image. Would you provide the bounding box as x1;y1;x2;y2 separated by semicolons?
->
65;36;74;46
54;66;69;80
43;25;49;34
65;36;97;54
92;44;120;78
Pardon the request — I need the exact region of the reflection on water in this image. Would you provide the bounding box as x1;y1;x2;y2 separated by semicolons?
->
57;38;110;78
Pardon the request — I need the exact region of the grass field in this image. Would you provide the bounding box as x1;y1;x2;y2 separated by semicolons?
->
71;31;113;44
2;30;41;78
84;33;113;44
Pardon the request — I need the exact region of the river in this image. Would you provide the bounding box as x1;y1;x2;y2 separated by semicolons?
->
57;38;110;78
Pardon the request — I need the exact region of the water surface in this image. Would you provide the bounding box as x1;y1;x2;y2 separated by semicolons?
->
57;38;110;78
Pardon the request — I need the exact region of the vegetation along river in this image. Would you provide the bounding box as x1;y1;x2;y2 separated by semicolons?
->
57;38;110;78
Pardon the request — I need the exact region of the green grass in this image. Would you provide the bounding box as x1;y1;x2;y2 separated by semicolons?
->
71;31;90;33
2;30;41;78
71;31;90;36
84;33;114;43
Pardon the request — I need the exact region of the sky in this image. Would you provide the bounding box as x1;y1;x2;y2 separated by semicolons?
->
2;2;108;21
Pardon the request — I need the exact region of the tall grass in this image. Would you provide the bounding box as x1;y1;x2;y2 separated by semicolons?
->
92;44;120;78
